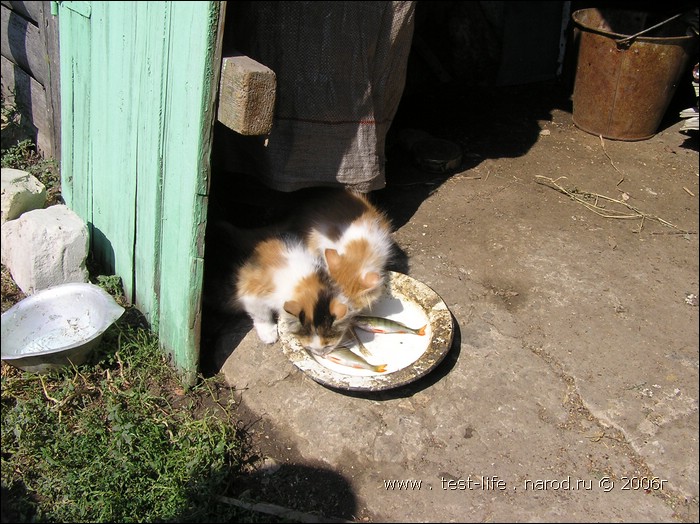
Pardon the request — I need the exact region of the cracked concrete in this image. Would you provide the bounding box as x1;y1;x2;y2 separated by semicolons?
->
203;81;698;522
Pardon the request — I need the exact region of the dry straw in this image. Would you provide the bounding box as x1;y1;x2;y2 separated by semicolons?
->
534;175;691;235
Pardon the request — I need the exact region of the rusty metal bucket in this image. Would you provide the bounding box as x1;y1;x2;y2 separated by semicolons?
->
571;8;696;141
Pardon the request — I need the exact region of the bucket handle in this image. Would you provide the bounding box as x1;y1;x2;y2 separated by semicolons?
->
615;13;683;48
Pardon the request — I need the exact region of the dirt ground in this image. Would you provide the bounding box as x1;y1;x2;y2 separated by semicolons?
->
202;77;699;522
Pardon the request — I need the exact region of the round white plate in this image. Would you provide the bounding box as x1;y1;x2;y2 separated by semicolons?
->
279;271;454;391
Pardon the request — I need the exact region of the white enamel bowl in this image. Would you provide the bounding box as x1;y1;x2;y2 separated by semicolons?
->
1;282;125;373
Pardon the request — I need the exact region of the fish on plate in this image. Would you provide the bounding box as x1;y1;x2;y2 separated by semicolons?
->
353;315;427;336
349;327;374;359
321;347;387;373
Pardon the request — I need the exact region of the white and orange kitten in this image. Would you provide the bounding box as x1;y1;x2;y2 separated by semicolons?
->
203;222;352;355
292;189;395;312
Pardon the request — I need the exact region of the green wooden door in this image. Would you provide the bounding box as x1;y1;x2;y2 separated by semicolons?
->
57;1;224;385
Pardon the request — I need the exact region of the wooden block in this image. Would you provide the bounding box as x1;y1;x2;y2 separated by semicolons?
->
217;54;276;136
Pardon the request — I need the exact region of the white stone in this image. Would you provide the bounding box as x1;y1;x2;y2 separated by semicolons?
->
1;168;47;224
1;205;89;294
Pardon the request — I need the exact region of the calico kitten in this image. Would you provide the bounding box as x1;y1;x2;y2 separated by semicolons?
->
291;189;395;312
203;221;352;355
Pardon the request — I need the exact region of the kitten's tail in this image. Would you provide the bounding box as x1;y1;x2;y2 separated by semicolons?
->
202;221;258;314
202;219;296;314
206;219;290;256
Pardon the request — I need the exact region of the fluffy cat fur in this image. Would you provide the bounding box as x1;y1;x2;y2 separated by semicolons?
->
290;189;395;312
203;221;353;355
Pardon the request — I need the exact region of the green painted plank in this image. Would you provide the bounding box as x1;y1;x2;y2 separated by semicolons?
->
87;3;137;297
58;1;93;237
157;1;222;384
59;2;136;295
131;1;170;328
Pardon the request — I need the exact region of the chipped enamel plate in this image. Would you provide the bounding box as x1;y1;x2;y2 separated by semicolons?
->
279;271;454;391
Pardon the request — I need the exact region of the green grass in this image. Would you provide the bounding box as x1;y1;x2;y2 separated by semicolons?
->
0;308;261;522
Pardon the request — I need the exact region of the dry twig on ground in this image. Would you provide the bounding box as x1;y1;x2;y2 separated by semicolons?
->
535;175;691;234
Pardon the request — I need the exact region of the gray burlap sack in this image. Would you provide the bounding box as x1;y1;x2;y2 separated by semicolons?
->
226;1;416;192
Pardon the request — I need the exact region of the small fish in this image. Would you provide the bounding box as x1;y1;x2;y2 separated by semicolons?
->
354;315;427;336
349;327;374;359
322;347;387;373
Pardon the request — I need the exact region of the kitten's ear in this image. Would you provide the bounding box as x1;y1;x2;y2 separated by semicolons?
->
324;249;342;272
284;300;303;318
362;271;382;290
329;298;348;320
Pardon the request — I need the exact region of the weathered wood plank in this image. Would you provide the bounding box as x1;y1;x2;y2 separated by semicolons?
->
1;1;41;23
1;2;59;160
57;0;94;247
87;3;139;308
131;2;169;329
0;54;52;156
217;53;276;135
1;3;49;86
157;1;224;384
38;0;61;163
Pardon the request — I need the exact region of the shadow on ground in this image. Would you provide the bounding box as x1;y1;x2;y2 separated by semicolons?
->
224;462;358;523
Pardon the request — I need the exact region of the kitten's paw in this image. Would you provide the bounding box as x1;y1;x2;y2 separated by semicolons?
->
255;322;279;344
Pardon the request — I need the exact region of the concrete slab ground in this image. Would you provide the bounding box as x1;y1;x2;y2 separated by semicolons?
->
203;81;699;522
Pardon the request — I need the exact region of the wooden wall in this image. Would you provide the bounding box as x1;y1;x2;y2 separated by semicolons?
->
1;0;60;160
58;1;225;385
